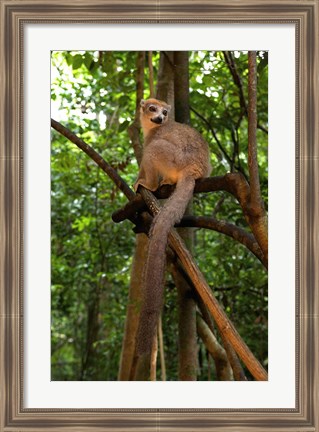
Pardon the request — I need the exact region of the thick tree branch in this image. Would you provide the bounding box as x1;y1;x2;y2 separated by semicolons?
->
112;173;249;223
113;172;269;266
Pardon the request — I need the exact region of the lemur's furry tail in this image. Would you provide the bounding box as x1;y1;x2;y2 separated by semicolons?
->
136;176;196;356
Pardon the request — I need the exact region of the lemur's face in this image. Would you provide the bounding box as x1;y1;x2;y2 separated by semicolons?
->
140;99;171;127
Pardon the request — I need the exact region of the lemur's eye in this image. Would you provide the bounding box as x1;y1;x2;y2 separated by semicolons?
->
163;110;168;116
149;106;157;112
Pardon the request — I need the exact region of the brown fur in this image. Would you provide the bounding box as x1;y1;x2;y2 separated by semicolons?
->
135;98;211;356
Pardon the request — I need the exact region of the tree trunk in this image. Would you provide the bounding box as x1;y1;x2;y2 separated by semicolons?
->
171;266;198;380
119;52;152;380
118;234;149;380
81;287;100;380
130;51;175;380
174;51;190;125
156;51;175;110
173;51;198;381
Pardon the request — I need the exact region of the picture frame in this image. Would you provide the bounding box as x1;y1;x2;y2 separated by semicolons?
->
1;0;318;430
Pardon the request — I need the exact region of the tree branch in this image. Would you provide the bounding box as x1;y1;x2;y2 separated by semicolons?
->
138;186;268;381
246;51;268;262
178;216;266;267
257;123;268;135
197;313;233;381
197;295;247;381
223;51;268;136
223;51;247;116
158;315;166;380
51;118;135;201
168;254;247;381
112;173;250;223
111;171;268;267
248;51;263;212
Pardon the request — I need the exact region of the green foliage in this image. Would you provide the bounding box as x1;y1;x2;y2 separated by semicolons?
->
51;50;268;381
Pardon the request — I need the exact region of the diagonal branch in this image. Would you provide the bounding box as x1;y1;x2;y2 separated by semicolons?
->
139;186;268;381
51;118;135;202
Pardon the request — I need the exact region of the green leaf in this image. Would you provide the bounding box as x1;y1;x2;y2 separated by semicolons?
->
118;120;130;132
72;54;83;70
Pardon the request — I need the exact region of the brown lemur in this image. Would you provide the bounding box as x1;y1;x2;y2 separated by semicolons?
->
134;98;212;357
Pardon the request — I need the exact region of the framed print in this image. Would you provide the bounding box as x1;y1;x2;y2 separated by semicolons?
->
0;0;318;430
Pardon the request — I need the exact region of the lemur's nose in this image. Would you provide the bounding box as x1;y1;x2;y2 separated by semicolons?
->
151;116;163;124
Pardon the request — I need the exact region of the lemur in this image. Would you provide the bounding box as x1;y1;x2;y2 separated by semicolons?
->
134;98;212;357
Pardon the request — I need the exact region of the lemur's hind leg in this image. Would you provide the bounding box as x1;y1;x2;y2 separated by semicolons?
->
134;162;159;192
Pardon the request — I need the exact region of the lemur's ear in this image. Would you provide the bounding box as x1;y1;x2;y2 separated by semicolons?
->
166;105;172;112
140;99;146;107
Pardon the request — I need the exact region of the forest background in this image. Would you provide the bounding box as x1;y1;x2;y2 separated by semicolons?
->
51;50;268;381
